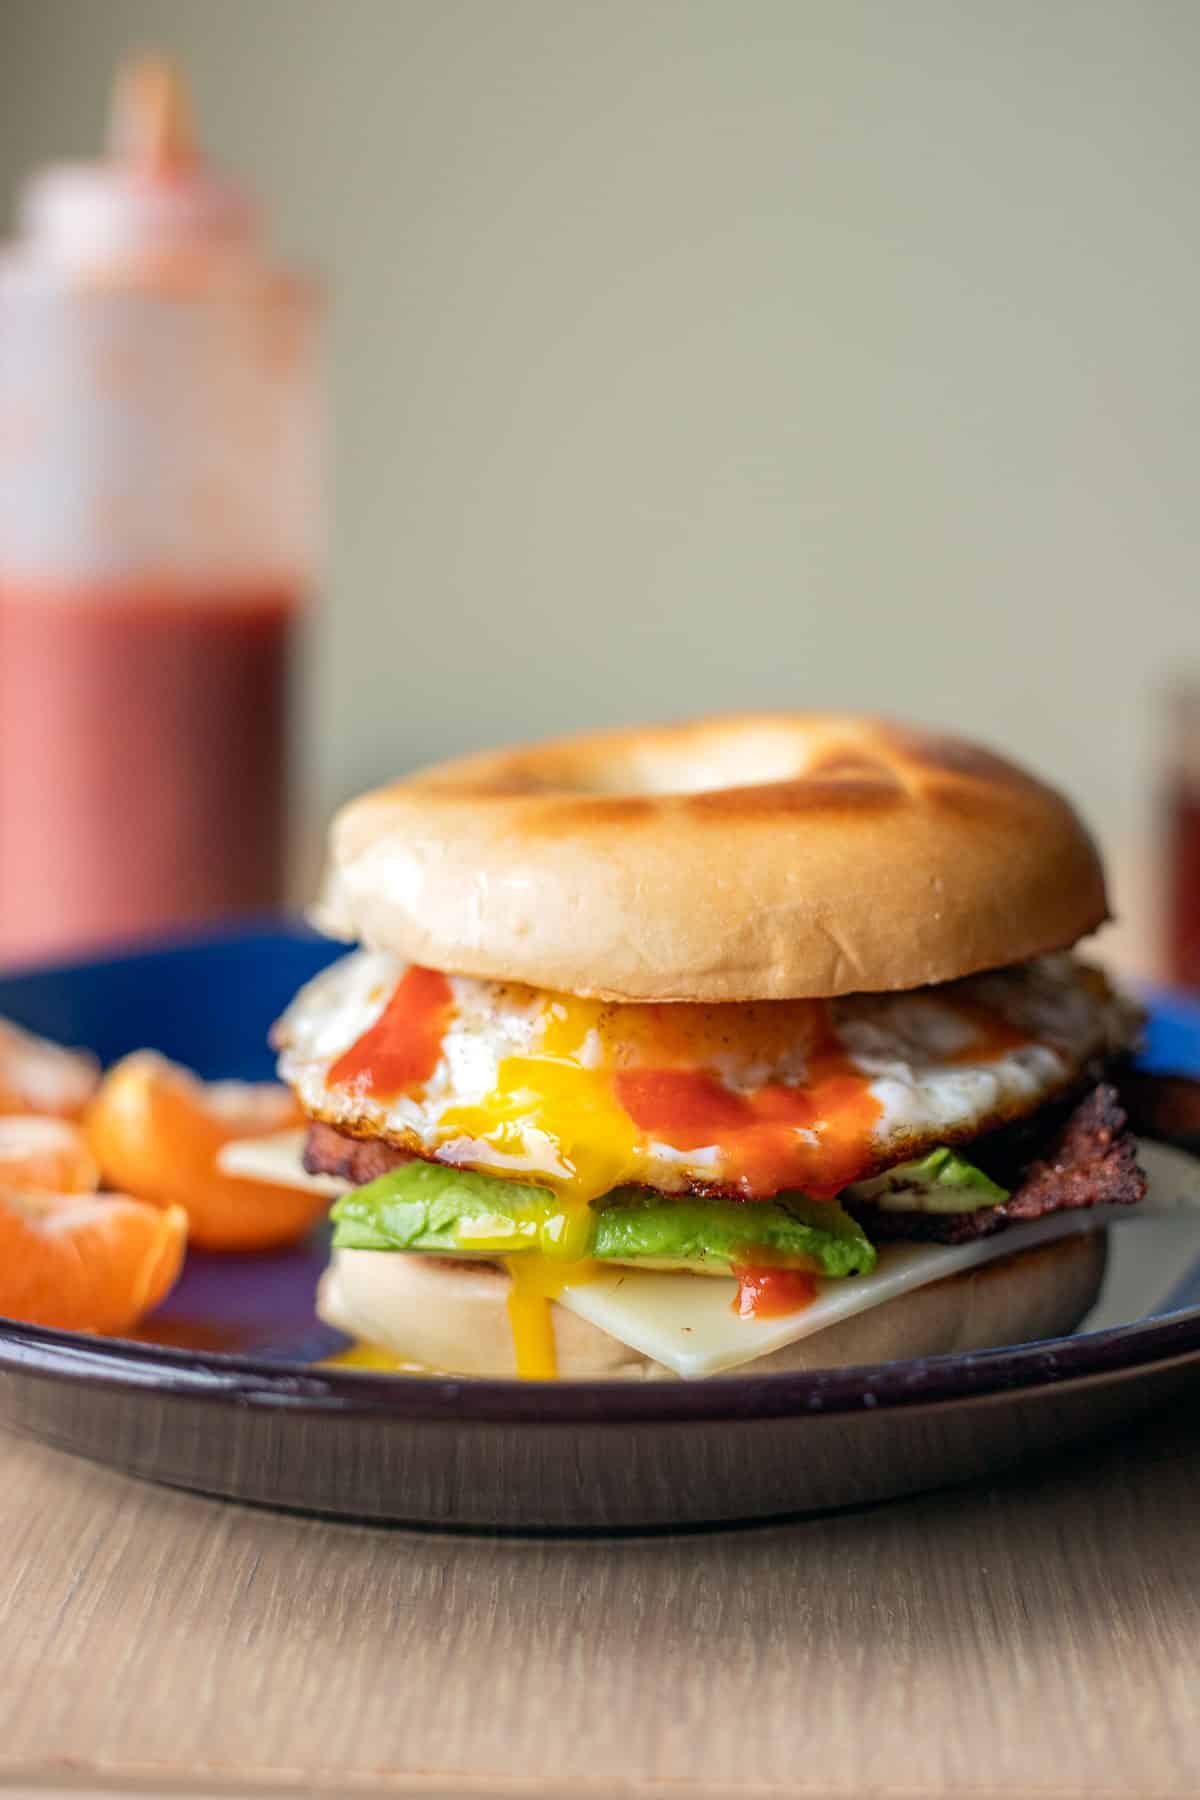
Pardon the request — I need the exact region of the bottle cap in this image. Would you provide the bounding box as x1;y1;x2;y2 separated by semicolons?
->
17;54;257;265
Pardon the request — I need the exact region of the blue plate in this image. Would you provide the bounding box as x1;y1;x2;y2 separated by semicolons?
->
1;925;1199;1532
0;920;341;1079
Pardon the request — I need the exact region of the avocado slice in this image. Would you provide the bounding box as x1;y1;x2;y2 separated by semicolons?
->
593;1190;875;1277
847;1146;1008;1214
330;1159;877;1279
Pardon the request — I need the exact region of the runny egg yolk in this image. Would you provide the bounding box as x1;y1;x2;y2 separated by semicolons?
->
440;996;643;1205
327;974;1033;1379
502;1249;594;1380
440;999;628;1378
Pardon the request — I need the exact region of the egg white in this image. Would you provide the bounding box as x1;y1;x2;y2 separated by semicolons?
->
274;950;1137;1197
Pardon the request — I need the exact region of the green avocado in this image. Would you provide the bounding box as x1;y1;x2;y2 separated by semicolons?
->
329;1159;877;1279
847;1146;1009;1214
591;1190;875;1277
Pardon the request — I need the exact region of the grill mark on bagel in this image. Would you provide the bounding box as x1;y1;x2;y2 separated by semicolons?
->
685;777;904;815
519;780;908;831
412;722;1050;806
882;726;1052;791
921;779;1047;827
520;795;660;830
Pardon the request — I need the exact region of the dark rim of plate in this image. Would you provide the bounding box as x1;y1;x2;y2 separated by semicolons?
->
3;1300;1200;1423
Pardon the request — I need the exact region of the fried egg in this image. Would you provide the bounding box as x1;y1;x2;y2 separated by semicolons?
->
274;951;1138;1204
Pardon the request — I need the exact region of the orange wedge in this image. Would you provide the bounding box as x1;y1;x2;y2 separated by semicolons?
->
86;1051;325;1251
0;1115;99;1193
0;1188;186;1334
0;1017;99;1119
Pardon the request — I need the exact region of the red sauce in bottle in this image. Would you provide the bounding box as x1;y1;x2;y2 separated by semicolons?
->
329;967;455;1099
0;581;299;965
731;1265;818;1318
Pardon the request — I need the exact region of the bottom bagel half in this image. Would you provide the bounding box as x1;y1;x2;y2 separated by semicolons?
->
317;1230;1108;1381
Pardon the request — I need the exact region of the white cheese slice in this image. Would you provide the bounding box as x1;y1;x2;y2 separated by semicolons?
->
554;1212;1106;1377
217;1129;349;1198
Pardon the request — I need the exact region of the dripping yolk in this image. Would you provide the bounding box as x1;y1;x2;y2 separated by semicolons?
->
440;996;641;1206
502;1249;598;1380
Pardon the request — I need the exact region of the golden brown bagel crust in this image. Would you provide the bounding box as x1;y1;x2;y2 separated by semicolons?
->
317;1231;1107;1380
314;713;1108;1001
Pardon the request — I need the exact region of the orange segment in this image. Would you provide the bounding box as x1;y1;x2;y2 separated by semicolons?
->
0;1116;99;1193
0;1188;186;1334
86;1051;326;1251
0;1017;99;1119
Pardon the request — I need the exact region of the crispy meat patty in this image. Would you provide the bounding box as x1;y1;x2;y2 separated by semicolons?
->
846;1083;1144;1243
305;1120;417;1186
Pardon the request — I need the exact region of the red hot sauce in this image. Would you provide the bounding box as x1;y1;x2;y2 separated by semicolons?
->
329;967;454;1100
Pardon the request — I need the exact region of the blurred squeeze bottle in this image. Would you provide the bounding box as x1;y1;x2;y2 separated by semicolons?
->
0;56;322;965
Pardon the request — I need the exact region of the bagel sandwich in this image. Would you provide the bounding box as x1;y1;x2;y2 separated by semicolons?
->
257;715;1148;1380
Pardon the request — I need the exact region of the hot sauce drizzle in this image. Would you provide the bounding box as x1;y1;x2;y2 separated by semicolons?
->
731;1265;819;1318
328;966;454;1100
614;1049;884;1200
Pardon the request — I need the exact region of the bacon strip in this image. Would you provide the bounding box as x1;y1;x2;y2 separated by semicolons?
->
847;1083;1145;1244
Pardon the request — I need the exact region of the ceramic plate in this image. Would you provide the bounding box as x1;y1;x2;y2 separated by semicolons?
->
1;925;1199;1532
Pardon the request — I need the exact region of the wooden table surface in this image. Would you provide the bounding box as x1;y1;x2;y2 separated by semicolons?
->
3;1394;1200;1800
